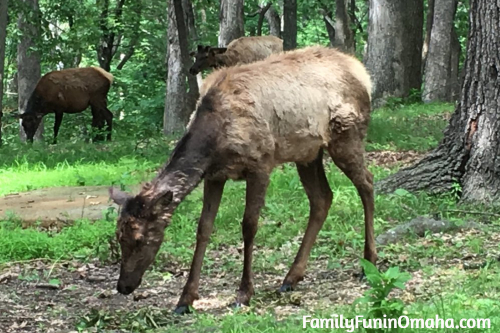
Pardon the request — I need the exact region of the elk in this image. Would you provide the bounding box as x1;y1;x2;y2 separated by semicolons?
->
189;35;283;75
19;67;114;144
109;46;376;314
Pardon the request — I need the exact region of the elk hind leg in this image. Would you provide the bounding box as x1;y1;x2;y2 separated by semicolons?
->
327;128;377;267
281;150;332;292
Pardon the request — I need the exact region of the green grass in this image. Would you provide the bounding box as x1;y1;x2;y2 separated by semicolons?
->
4;102;498;332
366;102;454;152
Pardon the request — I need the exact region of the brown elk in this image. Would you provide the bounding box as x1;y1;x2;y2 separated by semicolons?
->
109;46;376;314
19;67;114;144
189;35;283;75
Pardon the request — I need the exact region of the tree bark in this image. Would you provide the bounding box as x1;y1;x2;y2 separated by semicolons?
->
164;0;199;135
283;0;297;50
422;0;459;103
264;4;281;37
218;0;245;47
422;0;435;65
17;0;43;142
0;0;8;146
376;0;500;203
334;0;355;53
365;0;424;107
183;0;197;42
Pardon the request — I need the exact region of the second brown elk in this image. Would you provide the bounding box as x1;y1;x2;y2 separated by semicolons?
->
189;35;283;75
19;67;114;144
109;46;376;314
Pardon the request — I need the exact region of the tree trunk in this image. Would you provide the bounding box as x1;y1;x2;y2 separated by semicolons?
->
334;0;355;53
182;0;197;42
422;0;435;65
218;0;245;47
449;27;461;101
265;4;281;37
164;0;199;135
17;0;43;142
376;0;500;203
283;0;297;50
97;0;126;72
365;0;424;107
422;0;459;103
0;0;8;146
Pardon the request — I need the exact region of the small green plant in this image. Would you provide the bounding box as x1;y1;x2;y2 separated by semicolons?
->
355;259;411;332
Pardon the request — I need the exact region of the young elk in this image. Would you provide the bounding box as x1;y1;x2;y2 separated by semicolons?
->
109;46;376;314
189;35;283;75
19;67;114;144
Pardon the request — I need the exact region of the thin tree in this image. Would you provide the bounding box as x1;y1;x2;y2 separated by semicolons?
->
0;0;8;146
422;0;460;102
283;0;297;50
377;0;500;203
17;0;42;142
365;0;424;107
164;0;199;135
218;0;245;47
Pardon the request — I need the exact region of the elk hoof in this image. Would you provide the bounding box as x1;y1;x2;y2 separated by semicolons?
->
173;305;192;315
354;269;366;282
279;283;294;293
230;301;248;309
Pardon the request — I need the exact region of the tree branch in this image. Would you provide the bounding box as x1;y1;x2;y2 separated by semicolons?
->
257;2;272;36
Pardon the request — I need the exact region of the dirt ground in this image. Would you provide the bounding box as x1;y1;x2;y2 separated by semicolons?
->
0;185;141;228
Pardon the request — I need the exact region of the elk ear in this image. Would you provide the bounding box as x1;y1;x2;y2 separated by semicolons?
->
109;187;132;206
189;51;196;57
197;44;205;51
151;191;174;216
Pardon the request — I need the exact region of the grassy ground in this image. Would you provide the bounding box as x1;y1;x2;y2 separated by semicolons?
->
1;102;500;332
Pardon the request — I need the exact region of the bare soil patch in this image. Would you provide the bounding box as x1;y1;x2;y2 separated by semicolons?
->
0;185;140;228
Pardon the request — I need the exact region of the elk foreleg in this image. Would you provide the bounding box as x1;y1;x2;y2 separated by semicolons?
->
174;179;226;315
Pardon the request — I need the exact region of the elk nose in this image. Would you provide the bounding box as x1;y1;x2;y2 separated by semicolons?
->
117;281;134;295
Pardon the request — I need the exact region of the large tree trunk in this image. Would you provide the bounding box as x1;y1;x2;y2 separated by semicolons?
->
17;0;42;142
376;0;500;203
365;0;424;107
0;0;8;146
422;0;459;103
283;0;297;50
265;4;281;37
164;0;199;135
334;0;355;53
218;0;245;47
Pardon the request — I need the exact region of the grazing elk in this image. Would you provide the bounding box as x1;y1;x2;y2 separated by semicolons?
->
19;67;114;144
189;35;283;75
109;46;376;314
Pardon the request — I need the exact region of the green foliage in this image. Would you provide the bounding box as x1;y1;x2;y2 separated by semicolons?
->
355;260;411;331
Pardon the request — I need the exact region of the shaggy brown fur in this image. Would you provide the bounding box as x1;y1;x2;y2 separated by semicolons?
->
189;35;283;75
20;67;114;143
110;46;376;314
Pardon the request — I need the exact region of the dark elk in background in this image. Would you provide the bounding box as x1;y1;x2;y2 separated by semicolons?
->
189;35;283;75
19;67;114;144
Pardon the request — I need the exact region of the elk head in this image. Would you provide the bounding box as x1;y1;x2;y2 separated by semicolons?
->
109;186;174;295
189;44;227;75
